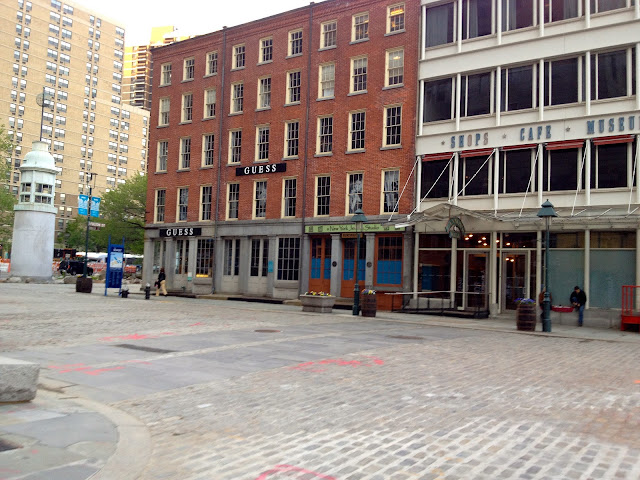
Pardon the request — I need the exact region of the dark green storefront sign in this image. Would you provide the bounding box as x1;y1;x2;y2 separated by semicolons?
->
305;223;406;234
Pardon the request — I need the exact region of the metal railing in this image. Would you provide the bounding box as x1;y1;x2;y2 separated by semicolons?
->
385;290;490;318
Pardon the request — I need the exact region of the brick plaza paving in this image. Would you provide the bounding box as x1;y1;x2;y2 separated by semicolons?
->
1;283;640;480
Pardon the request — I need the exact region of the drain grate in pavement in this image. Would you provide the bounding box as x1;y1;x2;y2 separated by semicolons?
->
0;439;21;452
388;335;425;340
255;329;281;333
114;344;176;354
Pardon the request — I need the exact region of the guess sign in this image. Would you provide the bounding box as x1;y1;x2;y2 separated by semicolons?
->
159;227;202;237
236;163;286;176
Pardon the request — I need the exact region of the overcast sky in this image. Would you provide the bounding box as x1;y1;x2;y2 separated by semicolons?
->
82;0;314;46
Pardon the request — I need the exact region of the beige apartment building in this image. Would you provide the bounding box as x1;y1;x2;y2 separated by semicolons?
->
0;0;149;239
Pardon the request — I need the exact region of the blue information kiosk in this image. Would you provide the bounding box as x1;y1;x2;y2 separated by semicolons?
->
105;238;125;296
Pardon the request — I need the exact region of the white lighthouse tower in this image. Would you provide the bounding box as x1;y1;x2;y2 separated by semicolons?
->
9;141;58;282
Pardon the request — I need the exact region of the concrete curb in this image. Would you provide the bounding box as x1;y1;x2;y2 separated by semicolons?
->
40;378;152;480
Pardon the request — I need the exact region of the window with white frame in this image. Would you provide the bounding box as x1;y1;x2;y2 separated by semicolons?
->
200;185;212;221
384;105;402;147
316;176;331;216
543;57;579;106
591;49;632;101
155;189;165;222
256;125;270;161
207;51;218;75
289;29;303;56
543;147;580;192
501;0;535;32
183;57;194;80
318;116;333;154
233;44;245;69
320;21;337;48
349;111;366;151
254;180;267;218
498;149;535;194
202;133;214;167
462;71;493;116
204;88;216;118
319;63;335;98
231;82;243;113
590;0;628;14
590;142;630;189
352;12;369;42
228;183;239;219
229;129;242;163
287;71;301;104
159;98;170;125
423;78;453;122
386;49;404;86
224;239;240;276
382;170;399;213
285;121;299;158
500;65;534;112
351;57;367;93
283;178;297;217
458;154;491;195
388;4;405;33
157;140;168;171
180;137;191;169
181;93;193;122
196;238;214;277
277;238;300;280
461;0;493;39
425;3;454;47
347;172;363;214
161;63;171;85
260;37;272;63
177;187;188;221
258;77;271;109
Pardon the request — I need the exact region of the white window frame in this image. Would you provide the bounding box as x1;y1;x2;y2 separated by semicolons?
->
204;88;216;118
227;183;239;220
181;93;193;122
286;70;301;104
348;110;366;152
350;56;368;94
318;63;335;99
231;82;243;114
156;140;168;172
154;189;166;223
284;120;300;159
258;76;271;110
255;125;270;162
177;187;189;222
259;37;273;63
206;51;218;75
317;115;333;155
159;97;170;126
282;177;297;218
383;105;402;148
346;172;364;214
202;133;215;167
352;12;369;42
288;29;303;56
229;129;242;164
232;44;245;69
315;175;331;217
386;48;404;87
183;57;195;80
180;137;191;170
160;63;171;85
387;3;405;34
253;180;267;219
200;185;212;221
381;169;400;214
320;20;337;49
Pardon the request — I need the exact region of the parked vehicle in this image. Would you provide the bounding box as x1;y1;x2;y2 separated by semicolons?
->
58;259;93;276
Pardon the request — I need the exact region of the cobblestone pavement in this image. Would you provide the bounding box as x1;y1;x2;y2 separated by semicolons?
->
2;284;640;480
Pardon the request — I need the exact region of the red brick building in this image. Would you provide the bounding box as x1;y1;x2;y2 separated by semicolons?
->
143;0;419;306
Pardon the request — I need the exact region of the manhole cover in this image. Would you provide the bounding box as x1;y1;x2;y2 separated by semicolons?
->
255;329;281;333
114;344;176;354
0;439;21;452
389;335;425;340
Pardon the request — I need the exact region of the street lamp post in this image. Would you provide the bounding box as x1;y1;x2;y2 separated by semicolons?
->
82;174;93;278
537;200;558;333
351;208;367;316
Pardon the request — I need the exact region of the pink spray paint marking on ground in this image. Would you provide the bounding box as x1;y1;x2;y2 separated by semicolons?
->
290;355;384;373
255;464;337;480
99;332;176;342
48;363;125;376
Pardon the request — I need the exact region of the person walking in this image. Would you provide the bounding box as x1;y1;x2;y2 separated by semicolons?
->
155;267;167;296
570;285;587;326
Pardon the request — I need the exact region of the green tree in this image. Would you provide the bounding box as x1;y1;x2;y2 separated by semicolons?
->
94;174;147;254
0;126;15;257
57;216;101;252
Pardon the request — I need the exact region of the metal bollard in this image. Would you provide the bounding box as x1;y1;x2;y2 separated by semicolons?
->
145;283;151;300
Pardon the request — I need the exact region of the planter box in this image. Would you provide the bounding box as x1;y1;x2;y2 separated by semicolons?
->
361;294;377;317
300;295;336;313
516;303;536;331
76;276;93;294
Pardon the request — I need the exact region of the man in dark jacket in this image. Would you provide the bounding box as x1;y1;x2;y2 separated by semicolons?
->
570;286;587;326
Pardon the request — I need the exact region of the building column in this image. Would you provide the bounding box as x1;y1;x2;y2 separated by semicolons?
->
267;235;277;295
585;52;591;115
450;237;457;304
585;0;591;28
490;230;499;316
403;230;413;292
418;81;424;137
496;66;501;126
536;229;542;301
496;0;502;44
636;44;640;109
142;238;154;288
421;5;427;60
238;237;250;295
538;59;544;121
364;233;375;288
537;144;544;206
585;141;591;206
299;234;311;295
413;230;419;299
455;73;462;131
584;228;590;309
457;0;463;53
330;234;341;297
452;152;459;206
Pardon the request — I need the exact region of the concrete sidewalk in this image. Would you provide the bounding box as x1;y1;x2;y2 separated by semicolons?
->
1;306;638;480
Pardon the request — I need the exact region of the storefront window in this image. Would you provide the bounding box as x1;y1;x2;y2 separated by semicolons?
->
591;49;628;100
500;65;534;111
544;148;580;192
461;71;492;117
458;156;490;196
550;232;584;248
421;159;450;198
419;234;451;249
196;239;214;278
590;231;636;248
590;143;628;189
544;58;579;106
501;232;537;249
418;250;451;291
423;78;453;122
461;233;491;248
277;237;300;281
499;149;534;194
376;236;402;285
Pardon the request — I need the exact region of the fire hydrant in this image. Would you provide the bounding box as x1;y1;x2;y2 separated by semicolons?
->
145;283;151;300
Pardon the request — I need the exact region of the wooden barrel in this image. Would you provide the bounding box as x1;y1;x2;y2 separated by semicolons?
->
516;304;537;331
361;294;377;317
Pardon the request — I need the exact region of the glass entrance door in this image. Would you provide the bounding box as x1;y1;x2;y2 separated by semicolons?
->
464;252;488;309
502;252;529;310
309;237;331;293
248;238;269;296
340;237;366;298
